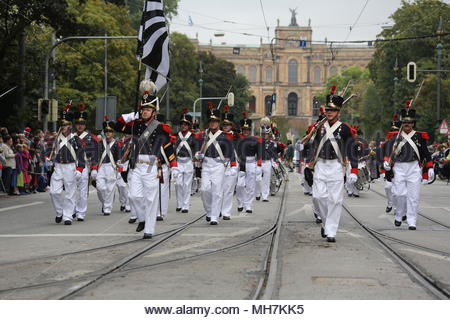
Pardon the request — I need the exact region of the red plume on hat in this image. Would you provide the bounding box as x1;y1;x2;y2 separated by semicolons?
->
224;105;229;113
330;85;337;95
104;115;109;121
79;103;85;111
64;104;71;112
208;101;213;111
405;100;411;109
319;106;325;115
393;113;398;121
242;111;247;119
182;108;189;114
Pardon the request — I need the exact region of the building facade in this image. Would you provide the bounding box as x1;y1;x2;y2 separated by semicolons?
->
193;18;375;125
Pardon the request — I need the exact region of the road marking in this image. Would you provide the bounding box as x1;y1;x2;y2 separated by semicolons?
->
401;248;450;261
145;227;259;258
0;233;138;238
0;201;44;213
338;228;364;238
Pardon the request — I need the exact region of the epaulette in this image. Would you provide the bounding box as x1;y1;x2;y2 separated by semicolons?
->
170;134;176;144
161;123;171;134
226;132;234;141
417;131;430;140
90;133;100;142
116;139;124;148
194;131;204;140
386;131;398;140
306;122;315;134
343;122;356;137
257;137;262;143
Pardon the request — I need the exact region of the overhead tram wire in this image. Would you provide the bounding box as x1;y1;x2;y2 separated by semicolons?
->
259;0;271;43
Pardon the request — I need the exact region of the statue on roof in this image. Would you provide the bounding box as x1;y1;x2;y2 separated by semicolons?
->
289;8;299;26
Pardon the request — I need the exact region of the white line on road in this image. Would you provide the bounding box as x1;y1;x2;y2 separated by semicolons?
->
0;233;138;238
402;248;450;261
0;201;45;213
144;227;259;258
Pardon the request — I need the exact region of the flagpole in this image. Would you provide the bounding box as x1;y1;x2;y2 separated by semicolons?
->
134;58;142;113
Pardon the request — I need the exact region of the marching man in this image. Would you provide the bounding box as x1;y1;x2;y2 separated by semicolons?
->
73;104;99;221
219;105;240;219
310;85;358;243
48;104;86;225
174;109;198;214
383;100;433;230
236;112;262;213
94;117;122;216
195;104;237;225
115;80;179;239
117;135;132;219
256;118;278;202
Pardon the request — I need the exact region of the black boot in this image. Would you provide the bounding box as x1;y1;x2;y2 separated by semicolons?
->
136;222;145;232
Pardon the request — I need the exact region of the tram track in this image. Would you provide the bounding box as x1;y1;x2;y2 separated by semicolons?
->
370;187;450;229
0;182;289;299
0;214;206;298
342;203;450;299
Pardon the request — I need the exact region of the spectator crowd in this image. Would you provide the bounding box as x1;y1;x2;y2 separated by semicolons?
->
0;126;56;196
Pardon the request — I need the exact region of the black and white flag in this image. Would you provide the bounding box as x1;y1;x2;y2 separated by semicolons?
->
137;0;170;91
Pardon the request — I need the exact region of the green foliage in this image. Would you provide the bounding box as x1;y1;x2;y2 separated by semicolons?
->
368;0;450;139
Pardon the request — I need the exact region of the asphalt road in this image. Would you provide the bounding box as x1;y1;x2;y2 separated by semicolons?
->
0;174;448;299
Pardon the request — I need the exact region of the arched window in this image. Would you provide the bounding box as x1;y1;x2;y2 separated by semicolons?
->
249;96;256;113
288;92;298;116
265;95;272;116
266;66;273;83
329;66;337;76
237;65;245;75
248;65;257;82
313;66;321;83
288;59;298;83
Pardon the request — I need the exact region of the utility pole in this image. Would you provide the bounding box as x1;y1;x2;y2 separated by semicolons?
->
104;33;108;118
393;57;399;119
18;32;26;130
436;16;443;124
199;60;203;126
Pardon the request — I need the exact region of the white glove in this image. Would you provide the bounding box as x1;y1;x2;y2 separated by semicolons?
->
428;168;435;181
195;152;204;160
90;169;98;180
348;173;358;184
380;173;385;179
75;170;82;181
383;161;391;171
120;112;139;123
171;167;180;181
422;179;428;185
46;160;53;167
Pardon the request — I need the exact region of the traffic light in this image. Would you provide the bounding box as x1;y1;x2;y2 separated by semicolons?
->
407;62;416;83
41;99;50;114
227;92;234;106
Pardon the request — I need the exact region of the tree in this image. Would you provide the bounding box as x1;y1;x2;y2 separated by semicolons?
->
368;0;450;139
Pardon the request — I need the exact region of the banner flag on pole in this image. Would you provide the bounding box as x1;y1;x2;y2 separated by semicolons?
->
137;0;170;91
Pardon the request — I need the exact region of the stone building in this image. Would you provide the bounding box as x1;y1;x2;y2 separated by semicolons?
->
192;12;375;126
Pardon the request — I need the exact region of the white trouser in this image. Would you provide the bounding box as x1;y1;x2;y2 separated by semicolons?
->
50;163;77;222
129;162;159;235
312;159;344;238
256;160;272;200
301;164;312;194
384;179;395;209
201;157;225;222
157;164;169;217
392;162;421;226
96;163;117;214
175;159;194;210
236;158;257;210
345;165;359;196
74;166;89;218
116;174;131;211
220;167;237;217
